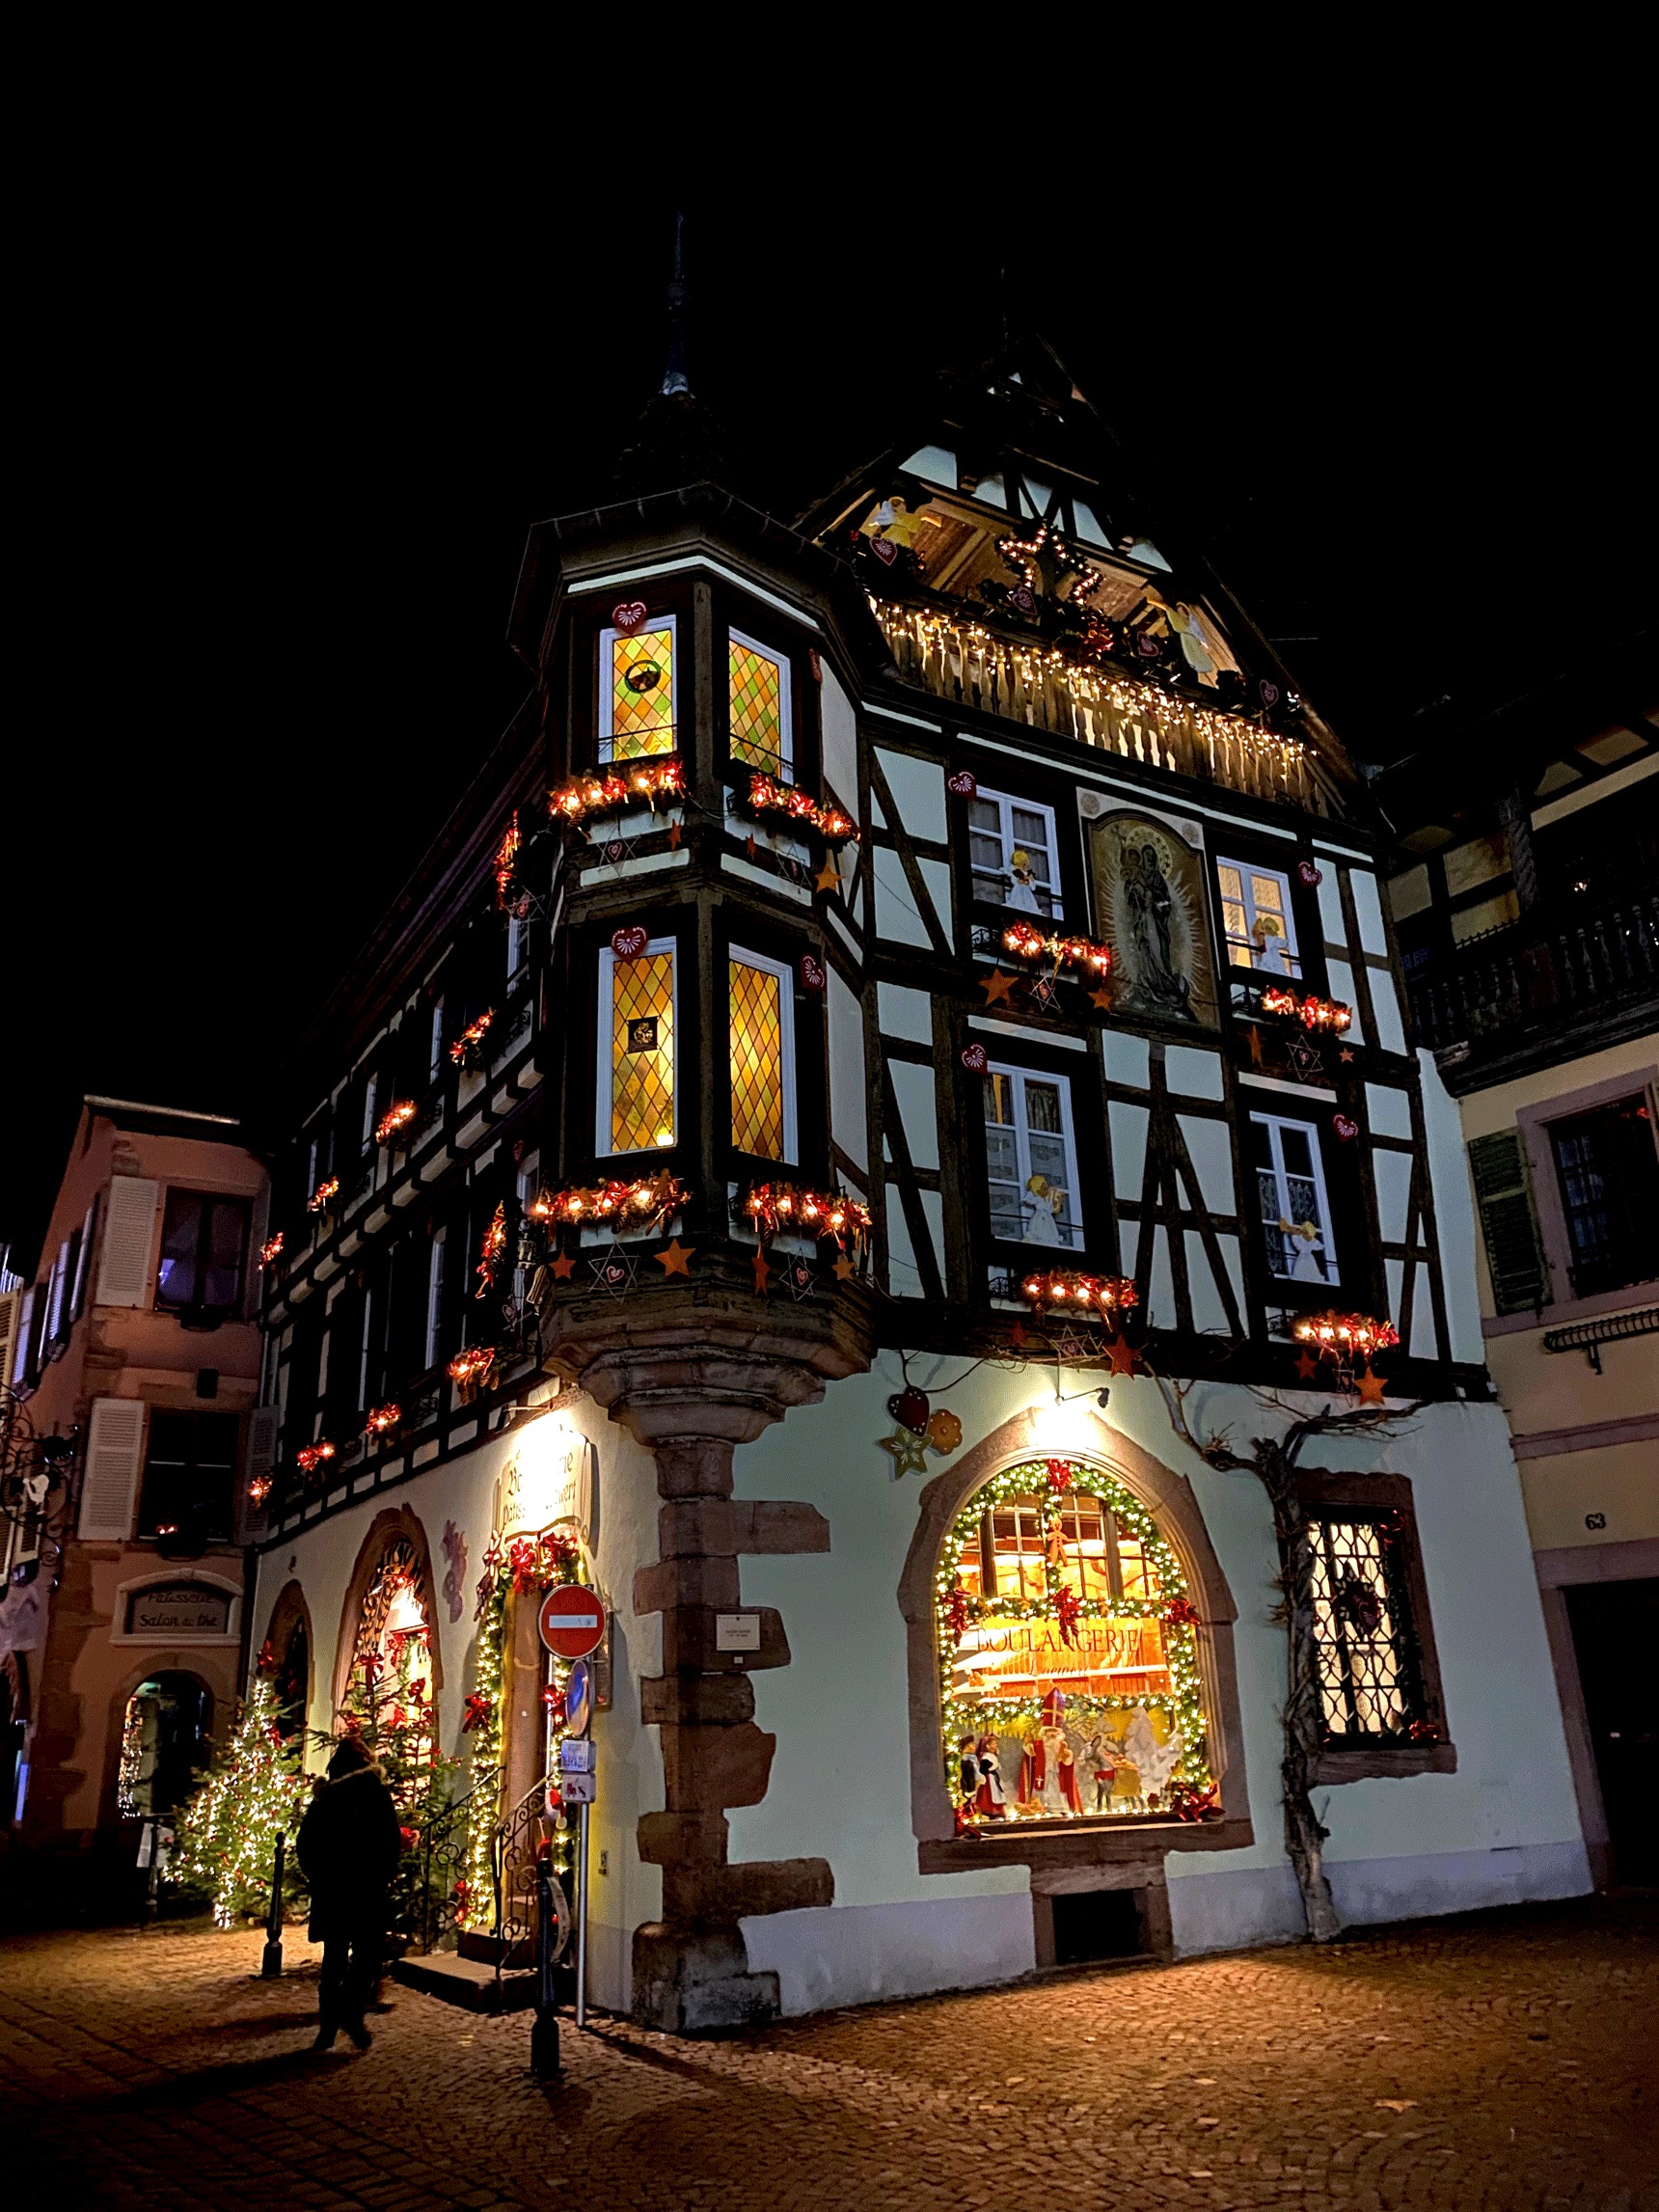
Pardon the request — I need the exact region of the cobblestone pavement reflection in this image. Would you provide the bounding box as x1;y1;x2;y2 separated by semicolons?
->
2;1896;1655;2209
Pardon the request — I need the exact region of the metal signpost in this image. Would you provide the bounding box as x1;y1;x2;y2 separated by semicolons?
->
538;1587;606;2035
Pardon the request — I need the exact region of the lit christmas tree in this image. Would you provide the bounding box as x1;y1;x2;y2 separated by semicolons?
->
171;1672;311;1927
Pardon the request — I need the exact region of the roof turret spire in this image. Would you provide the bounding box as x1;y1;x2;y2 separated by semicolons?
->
662;211;690;398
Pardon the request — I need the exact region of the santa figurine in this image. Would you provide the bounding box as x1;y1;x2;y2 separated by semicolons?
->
1023;1689;1082;1817
973;1735;1009;1820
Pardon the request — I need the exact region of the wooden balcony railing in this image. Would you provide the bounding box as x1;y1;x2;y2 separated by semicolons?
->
872;600;1336;814
1409;893;1659;1056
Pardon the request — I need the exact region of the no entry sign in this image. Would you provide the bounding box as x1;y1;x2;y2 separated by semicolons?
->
538;1584;607;1661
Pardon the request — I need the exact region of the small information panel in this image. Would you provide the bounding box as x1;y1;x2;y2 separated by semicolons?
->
560;1771;597;1806
558;1738;596;1774
715;1612;762;1652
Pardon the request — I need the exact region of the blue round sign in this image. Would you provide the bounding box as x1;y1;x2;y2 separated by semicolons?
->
563;1658;592;1740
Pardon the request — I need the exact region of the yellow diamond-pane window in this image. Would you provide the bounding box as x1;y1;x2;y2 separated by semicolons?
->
729;958;784;1159
729;640;786;774
609;626;675;759
610;952;675;1153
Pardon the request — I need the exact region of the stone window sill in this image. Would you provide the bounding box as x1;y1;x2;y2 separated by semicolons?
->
1313;1741;1457;1785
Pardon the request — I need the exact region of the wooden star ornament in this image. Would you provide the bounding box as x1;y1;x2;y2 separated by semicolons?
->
980;969;1016;1006
833;1253;857;1281
654;1240;693;1277
879;1426;932;1478
815;860;841;895
1104;1333;1141;1377
1090;987;1113;1012
1293;1348;1320;1383
551;1251;576;1282
751;1248;773;1296
1355;1364;1388;1406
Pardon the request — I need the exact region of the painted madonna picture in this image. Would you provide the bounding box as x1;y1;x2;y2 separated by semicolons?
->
1088;809;1217;1026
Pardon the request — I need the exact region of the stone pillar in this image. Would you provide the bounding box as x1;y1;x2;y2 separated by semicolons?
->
544;1276;870;2033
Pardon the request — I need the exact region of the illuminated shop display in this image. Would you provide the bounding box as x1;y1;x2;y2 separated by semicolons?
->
937;1458;1212;1826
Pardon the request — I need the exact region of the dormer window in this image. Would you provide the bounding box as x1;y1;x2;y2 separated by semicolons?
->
728;630;792;780
600;617;676;762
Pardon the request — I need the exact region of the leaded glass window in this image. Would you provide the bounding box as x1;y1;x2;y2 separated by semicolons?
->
598;942;677;1157
1248;1112;1339;1286
1307;1516;1425;1739
938;1459;1212;1826
728;947;795;1162
601;618;676;761
728;630;791;778
1215;857;1299;976
983;1065;1083;1249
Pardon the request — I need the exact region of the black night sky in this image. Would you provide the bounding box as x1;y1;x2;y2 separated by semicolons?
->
8;160;1653;1268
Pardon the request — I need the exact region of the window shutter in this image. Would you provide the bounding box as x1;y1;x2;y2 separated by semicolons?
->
69;1198;97;1320
12;1288;35;1385
240;1406;279;1539
1468;1132;1547;1315
95;1177;159;1307
0;1292;17;1389
78;1397;148;1542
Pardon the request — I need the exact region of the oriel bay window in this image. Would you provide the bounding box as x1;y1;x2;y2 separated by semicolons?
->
983;1064;1083;1250
600;615;676;761
1248;1112;1339;1287
728;946;797;1163
727;629;792;778
597;938;678;1158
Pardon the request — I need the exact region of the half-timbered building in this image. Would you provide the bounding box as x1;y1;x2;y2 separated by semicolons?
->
248;339;1591;2029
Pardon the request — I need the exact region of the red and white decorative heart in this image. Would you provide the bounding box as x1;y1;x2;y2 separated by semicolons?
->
1332;1112;1359;1142
1260;680;1281;708
946;769;978;798
800;953;827;994
612;600;648;634
611;925;649;961
1297;859;1323;888
960;1043;990;1075
870;536;897;565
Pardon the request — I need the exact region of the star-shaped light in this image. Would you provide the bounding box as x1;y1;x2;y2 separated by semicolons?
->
751;1248;773;1296
815;860;841;895
981;969;1016;1005
655;1240;693;1277
551;1252;576;1282
879;1426;931;1478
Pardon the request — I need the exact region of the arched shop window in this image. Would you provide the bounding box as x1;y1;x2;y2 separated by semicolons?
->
936;1457;1213;1826
345;1536;435;1763
116;1673;212;1819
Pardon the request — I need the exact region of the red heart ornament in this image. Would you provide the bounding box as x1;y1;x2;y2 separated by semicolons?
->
960;1043;989;1075
611;925;648;961
612;600;648;634
888;1387;929;1434
946;770;978;798
870;536;897;565
1260;679;1281;708
1297;859;1323;888
1332;1112;1359;1141
800;953;827;994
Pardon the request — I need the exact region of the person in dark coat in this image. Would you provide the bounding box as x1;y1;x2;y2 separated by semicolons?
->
296;1734;403;2052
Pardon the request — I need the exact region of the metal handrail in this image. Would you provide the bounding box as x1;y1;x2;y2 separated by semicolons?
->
490;1771;556;1983
1542;1304;1659;1374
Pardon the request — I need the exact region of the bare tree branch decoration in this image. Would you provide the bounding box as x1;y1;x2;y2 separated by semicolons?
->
1156;1376;1425;1944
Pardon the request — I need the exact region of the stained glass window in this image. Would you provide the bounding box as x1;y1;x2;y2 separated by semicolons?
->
939;1460;1212;1827
601;945;676;1156
728;948;794;1162
1307;1516;1424;1738
601;619;676;761
728;631;791;778
1215;857;1299;976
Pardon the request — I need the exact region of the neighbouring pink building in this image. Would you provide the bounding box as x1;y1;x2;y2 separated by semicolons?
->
0;1097;270;1908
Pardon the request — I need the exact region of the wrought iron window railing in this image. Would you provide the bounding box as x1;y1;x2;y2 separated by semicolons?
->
1410;893;1659;1056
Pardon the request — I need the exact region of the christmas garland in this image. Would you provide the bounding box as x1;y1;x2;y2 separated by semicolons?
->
528;1171;685;1233
1260;986;1352;1034
1020;1270;1139;1319
744;773;857;845
550;758;685;828
374;1100;419;1146
936;1456;1213;1824
742;1182;872;1248
1000;920;1112;977
449;1010;494;1068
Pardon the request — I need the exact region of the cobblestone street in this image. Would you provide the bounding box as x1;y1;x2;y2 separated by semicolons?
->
2;1897;1654;2210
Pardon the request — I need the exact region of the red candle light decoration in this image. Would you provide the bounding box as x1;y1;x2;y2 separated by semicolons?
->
259;1233;285;1268
248;1475;272;1506
373;1100;418;1146
365;1403;401;1437
493;812;522;907
529;1171;686;1231
550;758;684;828
743;1182;873;1247
306;1178;340;1215
448;1346;498;1393
746;773;858;844
1001;919;1113;976
296;1442;337;1477
1292;1312;1401;1359
449;1010;495;1067
475;1203;508;1297
1020;1270;1140;1319
1260;986;1352;1033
